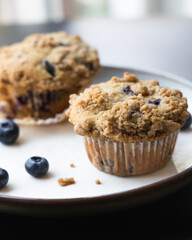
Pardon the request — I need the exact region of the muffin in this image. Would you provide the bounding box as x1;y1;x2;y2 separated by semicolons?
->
0;31;100;123
67;72;189;176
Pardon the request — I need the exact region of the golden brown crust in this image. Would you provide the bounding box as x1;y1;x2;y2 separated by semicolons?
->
0;31;100;120
67;72;189;142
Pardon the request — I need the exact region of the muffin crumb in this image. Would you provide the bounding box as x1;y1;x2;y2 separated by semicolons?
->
70;163;76;168
57;177;75;186
95;179;101;185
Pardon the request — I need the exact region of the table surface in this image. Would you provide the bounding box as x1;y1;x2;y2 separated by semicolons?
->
0;17;192;235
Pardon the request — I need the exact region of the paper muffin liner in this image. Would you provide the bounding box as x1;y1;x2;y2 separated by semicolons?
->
84;130;179;176
13;109;68;125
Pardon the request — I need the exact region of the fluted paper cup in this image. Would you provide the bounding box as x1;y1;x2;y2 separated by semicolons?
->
84;130;179;176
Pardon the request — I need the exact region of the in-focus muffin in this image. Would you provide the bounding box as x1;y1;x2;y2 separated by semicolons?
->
67;72;189;176
0;32;100;123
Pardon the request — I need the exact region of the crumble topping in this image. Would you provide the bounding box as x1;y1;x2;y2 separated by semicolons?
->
67;72;189;142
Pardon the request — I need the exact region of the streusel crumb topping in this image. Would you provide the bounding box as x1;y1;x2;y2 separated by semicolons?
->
67;72;188;142
0;31;100;90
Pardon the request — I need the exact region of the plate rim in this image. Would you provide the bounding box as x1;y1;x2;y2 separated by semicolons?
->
0;165;192;216
103;64;192;88
0;164;192;203
0;65;192;214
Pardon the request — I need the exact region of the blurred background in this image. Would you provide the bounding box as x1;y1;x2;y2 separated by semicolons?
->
0;0;191;79
0;0;192;24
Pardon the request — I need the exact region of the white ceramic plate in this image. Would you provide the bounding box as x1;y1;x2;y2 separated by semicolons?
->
0;66;192;216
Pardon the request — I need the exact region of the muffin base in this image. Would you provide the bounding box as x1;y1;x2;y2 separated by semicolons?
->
84;130;179;176
0;100;68;125
13;88;71;120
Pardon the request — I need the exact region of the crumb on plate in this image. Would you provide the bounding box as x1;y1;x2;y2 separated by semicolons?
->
70;163;76;168
95;179;101;185
57;177;75;186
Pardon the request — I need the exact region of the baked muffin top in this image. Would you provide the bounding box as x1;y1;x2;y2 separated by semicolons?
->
67;72;189;142
0;31;100;91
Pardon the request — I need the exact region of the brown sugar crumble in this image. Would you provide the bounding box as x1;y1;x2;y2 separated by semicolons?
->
57;177;75;186
95;179;101;185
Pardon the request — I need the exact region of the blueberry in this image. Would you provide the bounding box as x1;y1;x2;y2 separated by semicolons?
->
100;158;104;166
44;60;55;77
16;95;28;105
57;43;70;47
148;99;161;106
123;85;135;96
0;120;19;145
181;112;192;130
84;62;94;71
128;164;134;174
25;156;49;177
131;110;138;114
0;168;9;189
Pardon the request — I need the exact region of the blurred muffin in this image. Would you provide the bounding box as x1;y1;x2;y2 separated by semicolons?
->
0;31;100;122
67;72;188;176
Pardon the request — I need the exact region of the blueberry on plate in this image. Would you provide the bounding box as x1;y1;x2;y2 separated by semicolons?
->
25;156;49;177
0;120;19;144
181;112;192;130
0;168;9;189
